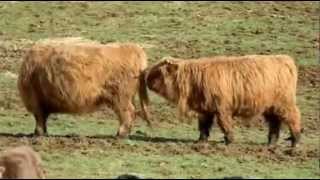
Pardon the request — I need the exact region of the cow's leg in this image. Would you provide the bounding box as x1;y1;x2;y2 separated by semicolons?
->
280;106;301;148
264;112;282;146
198;113;214;142
34;111;49;136
216;111;234;145
116;101;135;139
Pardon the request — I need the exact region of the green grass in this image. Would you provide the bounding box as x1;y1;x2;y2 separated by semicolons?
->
0;109;319;178
0;2;319;68
40;150;319;179
0;2;319;179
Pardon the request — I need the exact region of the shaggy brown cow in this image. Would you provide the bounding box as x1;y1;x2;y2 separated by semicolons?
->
146;55;301;147
0;146;45;179
18;38;151;138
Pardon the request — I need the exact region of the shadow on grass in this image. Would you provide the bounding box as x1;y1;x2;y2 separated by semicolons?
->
1;132;291;146
0;132;196;143
129;134;195;143
0;132;276;145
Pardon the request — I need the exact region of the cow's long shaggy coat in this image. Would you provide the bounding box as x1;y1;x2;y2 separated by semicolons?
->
146;55;301;147
18;38;150;137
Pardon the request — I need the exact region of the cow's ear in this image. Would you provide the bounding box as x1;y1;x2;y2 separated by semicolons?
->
166;61;179;74
162;56;176;64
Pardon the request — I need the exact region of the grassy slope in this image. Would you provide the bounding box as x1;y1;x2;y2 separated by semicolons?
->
0;2;319;179
0;2;319;67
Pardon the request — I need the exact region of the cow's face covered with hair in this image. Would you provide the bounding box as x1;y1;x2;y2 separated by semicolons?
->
146;58;180;103
0;146;46;179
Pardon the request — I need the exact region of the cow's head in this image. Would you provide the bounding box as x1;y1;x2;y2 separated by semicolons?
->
0;146;46;179
146;57;180;102
0;166;4;178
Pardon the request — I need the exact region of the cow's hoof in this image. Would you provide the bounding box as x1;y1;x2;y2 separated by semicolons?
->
284;136;293;141
224;137;234;145
267;144;278;149
33;130;47;137
116;132;129;140
290;143;300;149
197;134;209;143
284;146;300;156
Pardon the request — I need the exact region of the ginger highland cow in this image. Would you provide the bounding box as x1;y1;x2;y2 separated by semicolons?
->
146;55;301;147
18;38;151;138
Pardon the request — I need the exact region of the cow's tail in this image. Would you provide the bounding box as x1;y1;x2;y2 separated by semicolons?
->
138;70;152;128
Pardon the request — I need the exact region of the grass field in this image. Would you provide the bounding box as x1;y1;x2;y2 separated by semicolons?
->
0;1;319;178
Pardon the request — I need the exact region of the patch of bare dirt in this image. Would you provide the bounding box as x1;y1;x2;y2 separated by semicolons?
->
298;65;320;88
0;133;317;163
